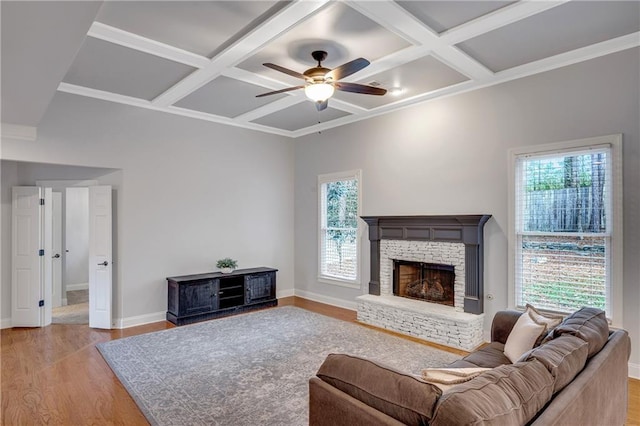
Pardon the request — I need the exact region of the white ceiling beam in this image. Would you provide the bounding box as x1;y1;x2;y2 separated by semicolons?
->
222;67;294;92
495;31;640;81
57;82;155;109
166;105;292;137
57;82;294;137
88;22;210;69
152;0;330;108
440;1;570;45
348;1;440;47
350;1;493;80
1;123;38;141
233;96;305;123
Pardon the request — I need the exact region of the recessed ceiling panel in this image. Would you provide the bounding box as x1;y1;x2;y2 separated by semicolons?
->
252;101;351;132
396;1;515;33
237;2;412;80
457;1;640;72
333;56;469;109
63;38;195;100
96;1;282;58
175;76;287;118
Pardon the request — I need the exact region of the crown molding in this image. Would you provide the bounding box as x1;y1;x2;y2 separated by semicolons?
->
1;123;37;141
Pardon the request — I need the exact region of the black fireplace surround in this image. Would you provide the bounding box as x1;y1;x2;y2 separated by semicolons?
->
361;215;491;315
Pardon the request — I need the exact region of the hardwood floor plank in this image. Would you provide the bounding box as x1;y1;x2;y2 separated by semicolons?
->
2;298;638;425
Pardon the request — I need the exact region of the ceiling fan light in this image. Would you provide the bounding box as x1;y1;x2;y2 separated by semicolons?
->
305;83;334;102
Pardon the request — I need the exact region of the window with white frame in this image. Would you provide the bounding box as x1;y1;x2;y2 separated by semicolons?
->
318;170;361;287
510;135;622;324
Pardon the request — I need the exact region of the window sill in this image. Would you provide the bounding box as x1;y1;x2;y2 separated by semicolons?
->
318;275;360;289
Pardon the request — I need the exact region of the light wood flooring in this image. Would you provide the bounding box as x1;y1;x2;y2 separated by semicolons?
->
2;296;639;425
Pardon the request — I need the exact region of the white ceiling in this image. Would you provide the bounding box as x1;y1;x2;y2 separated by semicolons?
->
2;1;639;138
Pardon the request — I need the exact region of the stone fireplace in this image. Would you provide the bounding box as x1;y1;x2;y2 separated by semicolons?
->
357;215;491;350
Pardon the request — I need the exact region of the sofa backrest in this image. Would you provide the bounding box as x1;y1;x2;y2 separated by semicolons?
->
431;359;555;426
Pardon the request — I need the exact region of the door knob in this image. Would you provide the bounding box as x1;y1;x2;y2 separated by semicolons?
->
52;253;60;259
98;261;109;266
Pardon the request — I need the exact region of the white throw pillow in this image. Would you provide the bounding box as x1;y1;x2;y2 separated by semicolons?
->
526;304;563;330
503;311;547;363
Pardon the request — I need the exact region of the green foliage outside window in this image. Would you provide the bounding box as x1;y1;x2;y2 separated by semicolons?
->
325;179;358;264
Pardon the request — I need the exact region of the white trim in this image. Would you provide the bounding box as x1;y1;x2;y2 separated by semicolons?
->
1;123;37;141
276;288;295;299
35;180;99;189
508;134;623;327
439;1;568;45
0;318;12;329
88;22;210;69
318;169;362;287
629;362;640;380
66;283;88;291
294;289;358;311
115;311;166;329
318;276;360;289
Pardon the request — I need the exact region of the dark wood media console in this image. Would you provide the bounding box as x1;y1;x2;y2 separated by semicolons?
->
166;267;277;325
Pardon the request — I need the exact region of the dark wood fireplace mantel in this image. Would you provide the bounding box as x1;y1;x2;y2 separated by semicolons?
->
361;215;491;314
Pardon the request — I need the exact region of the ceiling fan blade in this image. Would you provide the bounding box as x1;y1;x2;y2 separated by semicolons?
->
256;86;304;97
325;58;370;81
263;63;306;80
335;82;387;96
316;100;328;111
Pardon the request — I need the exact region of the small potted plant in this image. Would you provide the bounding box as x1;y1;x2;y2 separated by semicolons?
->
216;257;238;273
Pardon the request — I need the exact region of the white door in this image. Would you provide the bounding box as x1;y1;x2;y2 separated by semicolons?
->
11;187;43;327
51;192;63;308
89;186;112;329
42;188;53;326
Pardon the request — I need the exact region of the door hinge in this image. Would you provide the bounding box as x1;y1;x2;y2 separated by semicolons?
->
39;249;45;256
40;198;45;205
39;300;44;307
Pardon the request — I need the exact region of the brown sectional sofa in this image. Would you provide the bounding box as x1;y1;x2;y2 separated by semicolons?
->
309;307;631;425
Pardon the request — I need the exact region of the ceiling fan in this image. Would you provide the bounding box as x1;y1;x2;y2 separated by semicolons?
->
256;50;386;111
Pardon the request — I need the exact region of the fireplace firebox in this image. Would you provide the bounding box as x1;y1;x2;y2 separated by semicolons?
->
393;260;455;306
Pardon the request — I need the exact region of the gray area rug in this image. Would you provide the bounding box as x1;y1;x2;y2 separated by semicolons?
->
97;306;460;426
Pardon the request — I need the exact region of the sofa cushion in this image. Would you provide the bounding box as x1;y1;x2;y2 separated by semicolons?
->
526;304;564;345
504;310;548;363
547;307;609;358
430;359;555;426
519;334;588;394
316;353;442;425
447;342;511;369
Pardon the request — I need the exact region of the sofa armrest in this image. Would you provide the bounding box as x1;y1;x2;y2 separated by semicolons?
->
491;310;523;344
314;354;442;425
309;377;404;426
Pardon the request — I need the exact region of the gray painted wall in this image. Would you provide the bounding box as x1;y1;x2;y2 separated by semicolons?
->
294;48;640;370
1;93;295;324
64;187;89;288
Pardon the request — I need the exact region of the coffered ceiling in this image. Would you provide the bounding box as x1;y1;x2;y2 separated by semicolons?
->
3;1;639;138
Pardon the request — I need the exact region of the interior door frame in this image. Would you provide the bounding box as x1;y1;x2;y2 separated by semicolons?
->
35;180;103;326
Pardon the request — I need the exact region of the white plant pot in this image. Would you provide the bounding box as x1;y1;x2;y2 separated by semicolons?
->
220;267;234;274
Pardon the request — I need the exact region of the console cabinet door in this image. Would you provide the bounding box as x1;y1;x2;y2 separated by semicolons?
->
179;279;218;316
245;272;275;304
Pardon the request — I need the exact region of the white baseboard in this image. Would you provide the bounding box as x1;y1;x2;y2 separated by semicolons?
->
629;362;640;380
115;311;166;329
277;288;295;299
293;289;358;311
66;283;88;291
1;318;11;329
